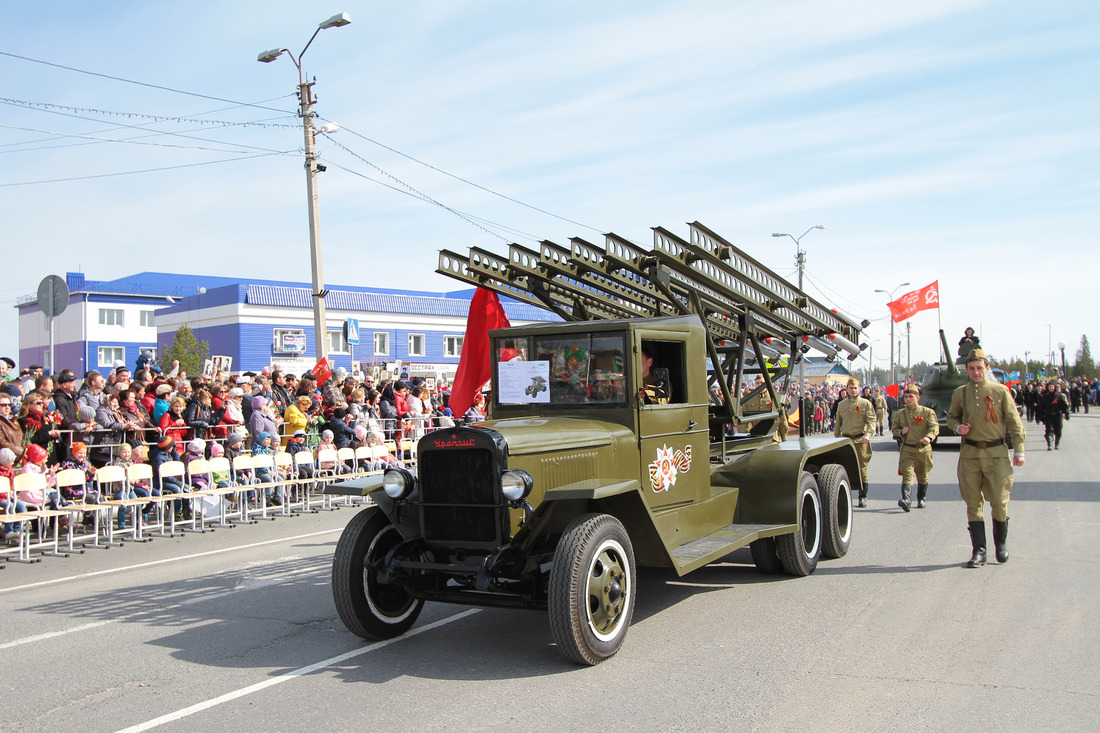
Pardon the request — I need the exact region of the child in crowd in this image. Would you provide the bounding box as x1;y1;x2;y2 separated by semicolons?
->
316;429;343;474
128;444;159;524
183;439;209;492
251;431;279;505
150;435;190;521
59;441;99;506
1;448;28;543
367;431;400;472
224;432;256;505
286;429;314;481
108;442;139;529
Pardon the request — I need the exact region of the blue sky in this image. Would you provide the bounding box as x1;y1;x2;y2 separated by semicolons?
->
2;1;1097;374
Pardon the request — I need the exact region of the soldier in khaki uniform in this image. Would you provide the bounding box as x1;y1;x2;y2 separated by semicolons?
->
873;387;888;436
742;374;787;443
834;377;877;507
891;384;939;511
946;349;1026;567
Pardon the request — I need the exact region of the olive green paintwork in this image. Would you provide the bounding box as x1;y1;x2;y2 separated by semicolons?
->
486;316;856;574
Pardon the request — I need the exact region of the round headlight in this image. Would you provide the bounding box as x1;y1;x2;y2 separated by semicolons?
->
382;468;415;500
501;469;533;503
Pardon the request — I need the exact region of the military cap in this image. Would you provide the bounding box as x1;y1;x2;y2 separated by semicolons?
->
965;348;988;364
904;384;920;395
846;377;859;388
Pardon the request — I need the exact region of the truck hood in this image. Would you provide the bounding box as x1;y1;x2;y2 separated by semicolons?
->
476;417;631;456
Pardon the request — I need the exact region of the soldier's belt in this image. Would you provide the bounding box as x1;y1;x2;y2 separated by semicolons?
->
962;437;1005;449
843;433;865;440
903;442;925;448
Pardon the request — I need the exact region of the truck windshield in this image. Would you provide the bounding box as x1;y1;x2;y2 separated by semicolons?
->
496;333;627;406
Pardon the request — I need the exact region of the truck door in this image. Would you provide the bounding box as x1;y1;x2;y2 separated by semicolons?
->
636;333;709;510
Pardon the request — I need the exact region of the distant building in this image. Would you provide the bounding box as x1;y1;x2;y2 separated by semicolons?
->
17;272;555;378
797;357;854;386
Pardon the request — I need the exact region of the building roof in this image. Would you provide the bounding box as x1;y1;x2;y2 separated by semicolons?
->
798;358;854;378
18;272;556;322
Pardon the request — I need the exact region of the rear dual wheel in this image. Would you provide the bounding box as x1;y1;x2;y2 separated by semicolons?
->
776;472;823;576
818;464;852;559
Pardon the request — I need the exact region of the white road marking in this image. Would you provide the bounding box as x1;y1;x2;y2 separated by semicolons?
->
0;619;114;650
0;528;341;595
114;608;482;733
2;563;328;650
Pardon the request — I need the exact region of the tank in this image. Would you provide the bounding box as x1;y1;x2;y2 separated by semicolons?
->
919;329;1006;440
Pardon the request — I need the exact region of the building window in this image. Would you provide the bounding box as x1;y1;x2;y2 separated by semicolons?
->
140;310;155;328
328;329;349;354
444;335;464;358
98;346;124;367
373;332;389;356
99;308;124;326
408;333;425;357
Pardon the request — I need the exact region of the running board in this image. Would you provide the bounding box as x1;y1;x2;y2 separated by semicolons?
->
670;522;794;575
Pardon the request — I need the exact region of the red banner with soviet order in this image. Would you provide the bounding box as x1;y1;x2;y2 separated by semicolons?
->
887;281;939;323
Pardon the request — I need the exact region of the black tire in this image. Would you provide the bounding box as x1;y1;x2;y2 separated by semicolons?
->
776;472;822;576
750;537;784;574
548;513;636;665
818;464;853;559
332;506;423;640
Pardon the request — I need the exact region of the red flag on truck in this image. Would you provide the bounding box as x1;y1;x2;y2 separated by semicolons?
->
449;288;511;418
887;281;940;323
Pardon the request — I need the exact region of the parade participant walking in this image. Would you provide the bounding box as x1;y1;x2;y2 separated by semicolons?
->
834;377;877;507
1038;381;1070;450
890;384;939;511
872;387;888;436
947;349;1025;567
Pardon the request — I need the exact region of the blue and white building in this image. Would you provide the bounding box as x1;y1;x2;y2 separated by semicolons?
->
17;272;555;378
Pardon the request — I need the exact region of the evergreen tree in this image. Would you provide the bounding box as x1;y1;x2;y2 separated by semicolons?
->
160;325;209;378
1073;335;1094;377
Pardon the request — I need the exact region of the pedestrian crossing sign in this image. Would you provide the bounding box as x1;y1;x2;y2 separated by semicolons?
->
344;318;359;345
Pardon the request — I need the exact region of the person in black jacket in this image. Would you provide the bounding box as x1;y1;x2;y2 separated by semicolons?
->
325;407;357;449
1038;382;1070;450
184;388;224;449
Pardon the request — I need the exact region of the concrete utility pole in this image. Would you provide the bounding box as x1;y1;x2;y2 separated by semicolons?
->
259;12;351;362
772;225;824;437
875;282;910;387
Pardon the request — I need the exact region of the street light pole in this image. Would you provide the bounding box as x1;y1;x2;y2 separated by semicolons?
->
874;282;910;388
259;12;351;363
772;225;825;436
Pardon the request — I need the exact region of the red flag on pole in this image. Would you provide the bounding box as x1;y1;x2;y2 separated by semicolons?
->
311;356;332;385
449;288;511;418
887;281;940;323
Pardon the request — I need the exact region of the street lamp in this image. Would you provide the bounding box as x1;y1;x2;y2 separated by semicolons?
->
874;282;910;387
259;12;351;362
772;225;825;437
1059;341;1066;378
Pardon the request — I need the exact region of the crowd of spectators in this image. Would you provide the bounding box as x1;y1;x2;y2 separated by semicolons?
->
0;353;485;544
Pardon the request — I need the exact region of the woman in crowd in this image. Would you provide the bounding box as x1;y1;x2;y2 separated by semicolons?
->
18;392;61;461
158;396;188;456
119;387;156;444
249;396;279;449
283;394;312;447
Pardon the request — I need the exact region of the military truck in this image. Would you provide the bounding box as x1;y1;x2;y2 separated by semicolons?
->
329;221;867;664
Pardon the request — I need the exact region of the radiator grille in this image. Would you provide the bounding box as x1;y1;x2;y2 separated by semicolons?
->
419;448;499;543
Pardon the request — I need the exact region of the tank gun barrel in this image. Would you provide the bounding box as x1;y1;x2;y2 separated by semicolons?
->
939;329;958;374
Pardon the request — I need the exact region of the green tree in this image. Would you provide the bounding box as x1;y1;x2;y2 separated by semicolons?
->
160;324;209;378
1073;335;1094;377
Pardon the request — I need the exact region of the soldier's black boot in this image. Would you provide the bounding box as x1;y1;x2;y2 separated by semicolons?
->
898;483;911;512
858;490;867;508
992;518;1009;563
967;521;987;568
916;484;928;509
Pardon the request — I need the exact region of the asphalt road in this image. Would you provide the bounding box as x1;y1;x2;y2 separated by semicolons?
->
3;413;1097;732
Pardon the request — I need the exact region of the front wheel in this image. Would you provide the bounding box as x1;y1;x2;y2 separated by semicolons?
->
548;513;636;665
818;464;852;559
776;472;823;576
332;506;424;640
